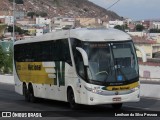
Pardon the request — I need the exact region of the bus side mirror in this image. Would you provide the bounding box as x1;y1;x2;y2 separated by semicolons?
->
76;47;89;66
135;46;147;62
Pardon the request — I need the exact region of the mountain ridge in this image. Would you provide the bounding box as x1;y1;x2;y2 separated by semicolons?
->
0;0;122;20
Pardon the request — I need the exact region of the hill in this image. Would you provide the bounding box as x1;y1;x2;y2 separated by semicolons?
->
0;0;122;20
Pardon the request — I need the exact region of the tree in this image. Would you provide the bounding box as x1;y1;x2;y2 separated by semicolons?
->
27;12;48;18
27;12;37;18
149;29;160;33
39;12;48;17
114;24;128;31
135;24;144;32
8;26;29;35
9;0;24;4
0;46;5;71
114;25;123;31
3;47;13;74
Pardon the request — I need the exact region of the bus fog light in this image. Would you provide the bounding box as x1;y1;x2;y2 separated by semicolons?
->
90;97;94;101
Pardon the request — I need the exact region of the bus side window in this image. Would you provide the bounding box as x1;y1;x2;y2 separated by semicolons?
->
56;39;72;66
62;39;72;65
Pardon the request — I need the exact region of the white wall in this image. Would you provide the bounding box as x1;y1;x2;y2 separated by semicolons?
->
0;16;13;25
128;32;146;37
36;17;51;25
36;29;43;36
5;16;14;25
152;22;160;29
53;17;74;28
108;20;124;28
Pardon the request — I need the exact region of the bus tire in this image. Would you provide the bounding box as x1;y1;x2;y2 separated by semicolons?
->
23;83;29;102
28;84;36;103
67;88;79;109
112;103;123;110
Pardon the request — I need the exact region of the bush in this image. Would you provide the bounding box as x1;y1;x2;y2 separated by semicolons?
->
0;45;13;74
27;12;48;18
9;0;24;4
149;29;160;33
8;25;29;35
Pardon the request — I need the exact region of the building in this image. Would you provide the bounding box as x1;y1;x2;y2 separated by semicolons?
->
149;33;160;43
16;18;36;26
76;17;97;27
152;22;160;29
108;20;124;28
133;36;159;58
36;17;51;25
36;29;43;36
27;28;36;36
0;10;11;16
136;43;160;59
141;20;151;29
15;11;25;20
53;17;75;29
0;17;5;23
0;16;13;25
128;32;147;37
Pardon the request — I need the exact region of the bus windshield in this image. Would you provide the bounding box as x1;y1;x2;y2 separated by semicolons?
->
71;39;139;85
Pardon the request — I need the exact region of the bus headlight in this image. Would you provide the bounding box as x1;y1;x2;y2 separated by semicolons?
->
92;88;103;93
84;85;103;94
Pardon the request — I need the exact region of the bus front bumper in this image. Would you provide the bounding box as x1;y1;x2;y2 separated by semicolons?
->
85;89;140;105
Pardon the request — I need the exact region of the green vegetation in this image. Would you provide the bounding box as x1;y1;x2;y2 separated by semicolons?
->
114;24;128;31
27;12;48;18
27;12;37;18
39;12;48;17
0;45;13;74
9;0;24;4
114;25;123;31
135;24;144;32
149;29;160;33
0;46;5;70
0;24;7;38
8;25;29;35
53;0;60;7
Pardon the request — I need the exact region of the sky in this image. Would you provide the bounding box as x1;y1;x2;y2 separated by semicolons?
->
89;0;160;20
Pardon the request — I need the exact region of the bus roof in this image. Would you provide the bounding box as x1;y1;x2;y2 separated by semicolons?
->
14;28;132;45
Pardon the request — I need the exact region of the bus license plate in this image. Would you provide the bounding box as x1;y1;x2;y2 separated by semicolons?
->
113;97;121;102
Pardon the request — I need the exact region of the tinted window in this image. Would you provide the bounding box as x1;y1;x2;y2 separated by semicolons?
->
14;39;72;65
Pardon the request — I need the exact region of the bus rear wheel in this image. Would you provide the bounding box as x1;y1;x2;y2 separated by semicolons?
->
67;89;78;109
23;84;29;102
112;103;123;110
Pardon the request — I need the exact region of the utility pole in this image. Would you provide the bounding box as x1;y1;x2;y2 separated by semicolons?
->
13;0;15;42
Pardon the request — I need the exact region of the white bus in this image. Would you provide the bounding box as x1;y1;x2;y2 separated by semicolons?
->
14;28;146;109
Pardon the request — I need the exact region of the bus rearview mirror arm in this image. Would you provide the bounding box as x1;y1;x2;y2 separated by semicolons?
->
76;47;89;66
135;46;147;62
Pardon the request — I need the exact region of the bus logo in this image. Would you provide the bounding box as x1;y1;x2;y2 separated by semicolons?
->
115;91;119;95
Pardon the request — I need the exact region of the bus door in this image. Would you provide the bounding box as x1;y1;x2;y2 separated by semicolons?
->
55;61;66;97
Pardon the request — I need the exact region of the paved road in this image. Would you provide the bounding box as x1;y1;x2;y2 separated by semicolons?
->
0;83;159;120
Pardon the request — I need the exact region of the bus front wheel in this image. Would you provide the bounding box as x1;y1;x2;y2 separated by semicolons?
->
28;84;36;103
67;88;78;109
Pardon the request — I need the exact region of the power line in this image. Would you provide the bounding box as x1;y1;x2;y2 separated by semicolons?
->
105;0;120;10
